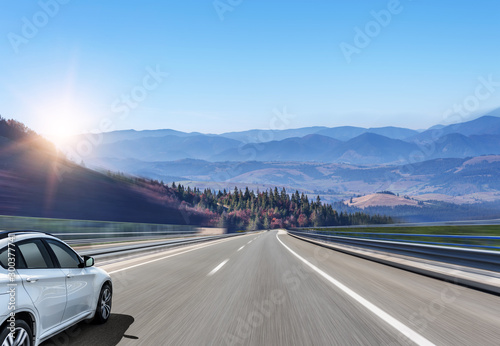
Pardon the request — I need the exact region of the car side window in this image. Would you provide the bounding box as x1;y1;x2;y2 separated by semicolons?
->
46;239;81;268
0;246;7;268
17;239;54;269
0;245;26;269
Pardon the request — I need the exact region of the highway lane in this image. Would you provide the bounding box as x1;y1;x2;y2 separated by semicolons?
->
278;232;500;345
42;230;500;345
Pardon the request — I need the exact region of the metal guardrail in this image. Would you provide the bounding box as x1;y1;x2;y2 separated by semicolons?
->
79;233;242;258
53;231;199;245
294;219;500;228
0;215;200;240
291;230;500;250
288;230;500;272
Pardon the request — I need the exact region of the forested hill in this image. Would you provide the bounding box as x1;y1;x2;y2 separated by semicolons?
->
0;116;205;225
170;184;393;231
0;117;392;229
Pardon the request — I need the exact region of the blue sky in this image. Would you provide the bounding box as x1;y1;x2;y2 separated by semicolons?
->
1;0;499;140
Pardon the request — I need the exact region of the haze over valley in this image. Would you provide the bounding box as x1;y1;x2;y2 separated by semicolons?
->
63;112;500;216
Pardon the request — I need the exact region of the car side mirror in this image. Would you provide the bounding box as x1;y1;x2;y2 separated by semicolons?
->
83;256;94;267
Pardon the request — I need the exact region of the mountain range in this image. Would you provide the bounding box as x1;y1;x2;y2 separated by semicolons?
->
0;118;391;228
85;155;500;206
69;113;500;166
60;111;500;212
3;111;500;223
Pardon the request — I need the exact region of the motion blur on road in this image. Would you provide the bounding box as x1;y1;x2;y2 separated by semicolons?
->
3;1;500;345
41;230;500;346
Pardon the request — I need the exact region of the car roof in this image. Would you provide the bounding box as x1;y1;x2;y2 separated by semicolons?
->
0;230;58;247
0;230;54;238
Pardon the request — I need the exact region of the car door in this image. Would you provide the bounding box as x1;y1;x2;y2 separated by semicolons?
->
15;239;67;334
44;239;96;321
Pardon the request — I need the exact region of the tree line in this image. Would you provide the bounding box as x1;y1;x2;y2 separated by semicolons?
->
169;183;393;231
1;117;394;230
0;115;54;151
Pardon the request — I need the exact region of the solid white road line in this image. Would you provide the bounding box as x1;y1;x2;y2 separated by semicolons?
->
276;233;435;346
238;246;245;251
108;237;237;275
208;259;229;276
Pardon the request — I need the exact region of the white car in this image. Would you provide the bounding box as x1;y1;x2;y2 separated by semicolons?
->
0;230;112;346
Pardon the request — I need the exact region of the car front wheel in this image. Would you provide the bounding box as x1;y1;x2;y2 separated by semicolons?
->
93;283;112;324
0;319;33;346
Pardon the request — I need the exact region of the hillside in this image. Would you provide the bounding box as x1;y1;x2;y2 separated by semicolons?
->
344;193;423;209
212;134;342;162
333;133;418;164
0;118;207;225
411;115;500;142
1;118;390;229
93;155;500;208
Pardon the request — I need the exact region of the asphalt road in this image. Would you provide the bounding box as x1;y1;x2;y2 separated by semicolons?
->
42;230;500;346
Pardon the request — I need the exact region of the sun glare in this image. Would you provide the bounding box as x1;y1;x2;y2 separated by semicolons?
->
41;106;80;147
35;94;88;148
45;124;75;148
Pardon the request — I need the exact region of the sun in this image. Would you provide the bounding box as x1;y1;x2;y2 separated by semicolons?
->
45;123;76;148
39;110;83;149
36;95;88;148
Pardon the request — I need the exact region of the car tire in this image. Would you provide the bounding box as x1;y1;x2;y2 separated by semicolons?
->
0;319;33;346
93;283;112;324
